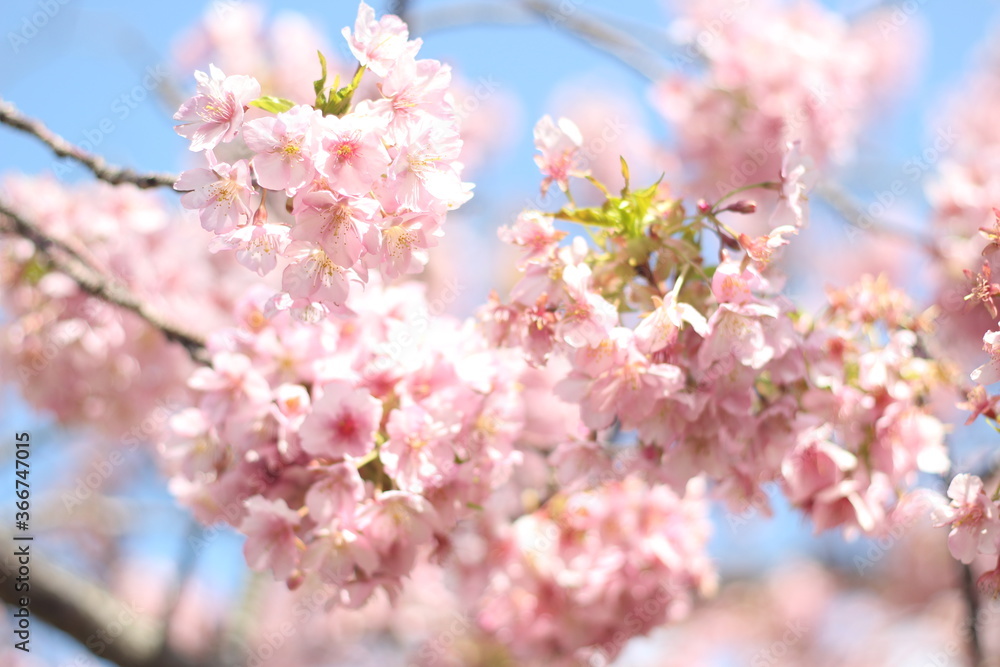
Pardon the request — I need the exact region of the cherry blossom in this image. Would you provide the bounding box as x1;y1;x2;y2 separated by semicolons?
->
533;115;585;195
174;157;259;233
173;64;261;151
932;474;1000;564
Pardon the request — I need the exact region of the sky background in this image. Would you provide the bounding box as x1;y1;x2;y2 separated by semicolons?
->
2;0;1000;663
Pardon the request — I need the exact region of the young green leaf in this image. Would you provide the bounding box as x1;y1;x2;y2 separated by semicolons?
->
249;96;297;114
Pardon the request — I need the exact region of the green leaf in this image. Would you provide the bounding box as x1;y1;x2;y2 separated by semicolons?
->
620;156;630;196
248;96;296;114
313;50;328;98
22;256;48;285
552;206;617;227
323;88;353;117
317;65;366;117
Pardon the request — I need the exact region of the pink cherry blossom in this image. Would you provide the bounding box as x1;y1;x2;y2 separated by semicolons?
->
278;242;356;313
533;114;585;195
241;497;302;580
772;140;815;229
380;404;458;493
291;189;378;268
634;289;709;354
342;1;419;78
173;64;261;151
210;221;291;276
242;105;320;192
498;211;567;263
175;157;259;233
370;211;437;279
972;329;1000;385
387;119;471;211
299;380;382;459
558;263;619;348
932;474;1000;564
377;55;453;126
302;528;379;588
316;114;392;196
305;463;366;526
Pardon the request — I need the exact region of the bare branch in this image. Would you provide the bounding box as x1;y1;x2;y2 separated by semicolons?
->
387;0;411;23
0;99;178;189
411;2;533;32
815;181;942;257
519;0;669;80
0;198;209;364
960;561;987;667
412;1;669;80
0;538;206;667
521;0;669;81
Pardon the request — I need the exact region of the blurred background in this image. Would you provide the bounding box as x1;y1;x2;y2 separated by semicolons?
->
3;0;1000;665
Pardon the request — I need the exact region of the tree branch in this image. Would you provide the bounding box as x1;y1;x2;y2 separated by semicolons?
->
0;199;209;364
411;1;533;33
815;181;942;256
387;0;411;23
519;0;669;80
960;561;986;667
412;1;669;80
0;539;207;667
0;99;178;189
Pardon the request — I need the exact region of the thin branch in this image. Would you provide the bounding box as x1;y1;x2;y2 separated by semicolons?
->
387;0;411;23
0;538;207;667
411;2;533;32
815;181;942;257
519;0;669;80
158;520;204;656
944;437;991;667
961;561;986;667
0;99;178;189
412;1;669;80
0;199;209;364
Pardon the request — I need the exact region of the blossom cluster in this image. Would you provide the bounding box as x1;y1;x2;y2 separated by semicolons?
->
471;477;716;666
0;176;242;437
484;118;949;541
656;0;916;200
933;473;1000;595
172;1;471;322
9;1;1000;664
160;280;526;606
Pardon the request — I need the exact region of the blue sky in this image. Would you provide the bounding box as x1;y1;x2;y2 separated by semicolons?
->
2;0;1000;662
1;0;998;192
